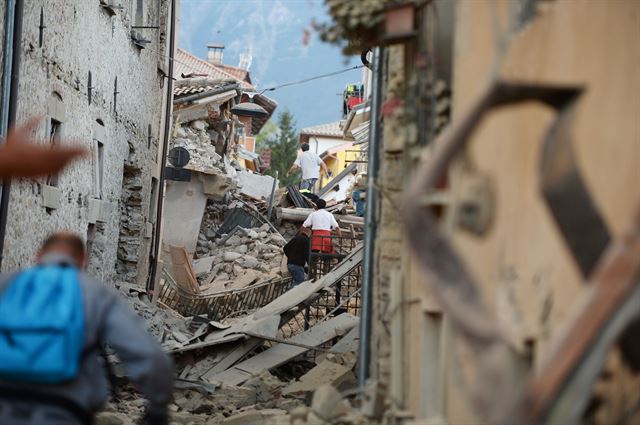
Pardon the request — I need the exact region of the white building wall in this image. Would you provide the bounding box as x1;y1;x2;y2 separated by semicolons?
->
307;136;345;156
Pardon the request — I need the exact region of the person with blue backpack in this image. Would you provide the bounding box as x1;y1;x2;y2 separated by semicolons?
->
0;232;174;425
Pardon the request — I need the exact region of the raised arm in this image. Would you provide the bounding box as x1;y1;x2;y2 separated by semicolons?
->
0;118;87;179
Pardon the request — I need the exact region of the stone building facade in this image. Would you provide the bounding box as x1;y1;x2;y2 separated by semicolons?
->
0;0;176;286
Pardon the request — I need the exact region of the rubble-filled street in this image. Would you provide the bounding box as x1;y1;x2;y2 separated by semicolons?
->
0;1;638;425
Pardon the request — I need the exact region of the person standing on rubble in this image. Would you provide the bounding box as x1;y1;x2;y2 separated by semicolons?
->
349;171;367;217
288;142;331;193
303;199;342;254
283;226;311;285
0;232;173;425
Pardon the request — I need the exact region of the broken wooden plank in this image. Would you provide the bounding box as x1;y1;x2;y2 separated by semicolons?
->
207;313;359;386
169;245;200;294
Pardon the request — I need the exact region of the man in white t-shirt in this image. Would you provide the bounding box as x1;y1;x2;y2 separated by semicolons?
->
288;143;330;193
303;199;341;253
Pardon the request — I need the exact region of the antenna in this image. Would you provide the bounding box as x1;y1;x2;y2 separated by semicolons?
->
238;45;253;71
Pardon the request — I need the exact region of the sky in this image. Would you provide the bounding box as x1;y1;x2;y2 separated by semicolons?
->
178;0;363;130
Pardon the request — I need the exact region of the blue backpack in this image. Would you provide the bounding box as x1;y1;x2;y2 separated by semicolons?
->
0;266;85;383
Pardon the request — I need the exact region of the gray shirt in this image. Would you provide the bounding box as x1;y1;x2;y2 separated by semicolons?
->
0;254;173;414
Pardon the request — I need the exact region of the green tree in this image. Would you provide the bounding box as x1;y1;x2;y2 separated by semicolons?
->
260;109;300;187
255;120;277;150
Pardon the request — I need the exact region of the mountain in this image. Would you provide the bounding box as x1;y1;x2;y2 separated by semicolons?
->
178;0;362;130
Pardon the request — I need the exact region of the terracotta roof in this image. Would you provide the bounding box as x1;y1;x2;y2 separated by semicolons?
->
300;121;344;138
173;78;237;97
175;48;253;90
174;48;278;134
216;63;251;83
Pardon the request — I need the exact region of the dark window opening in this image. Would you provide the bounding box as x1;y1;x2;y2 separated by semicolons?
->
47;119;62;187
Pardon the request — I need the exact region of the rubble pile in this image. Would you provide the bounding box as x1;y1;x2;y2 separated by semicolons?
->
192;200;287;293
107;232;368;425
97;382;367;425
172;120;224;175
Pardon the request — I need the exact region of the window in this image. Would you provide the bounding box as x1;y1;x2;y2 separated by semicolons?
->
132;0;144;26
46;118;62;187
421;312;444;419
93;141;105;199
93;120;105;199
148;177;158;223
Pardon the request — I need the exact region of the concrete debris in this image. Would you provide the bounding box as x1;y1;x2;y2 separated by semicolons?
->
237;170;278;200
311;385;351;422
171;121;224;175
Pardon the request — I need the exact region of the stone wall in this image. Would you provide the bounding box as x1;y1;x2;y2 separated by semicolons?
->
1;0;171;286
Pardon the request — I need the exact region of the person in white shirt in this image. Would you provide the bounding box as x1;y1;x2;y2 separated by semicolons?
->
303;199;341;253
288;143;330;193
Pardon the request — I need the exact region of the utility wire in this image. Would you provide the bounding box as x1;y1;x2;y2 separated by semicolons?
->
258;64;364;94
145;43;363;94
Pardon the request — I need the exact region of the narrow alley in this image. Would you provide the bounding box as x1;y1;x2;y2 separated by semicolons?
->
0;1;638;425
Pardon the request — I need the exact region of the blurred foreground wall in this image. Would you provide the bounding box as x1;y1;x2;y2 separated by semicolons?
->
368;0;640;423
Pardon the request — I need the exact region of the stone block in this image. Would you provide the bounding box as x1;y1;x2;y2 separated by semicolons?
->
223;409;287;425
224;252;242;262
191;120;207;131
241;255;259;269
42;185;61;210
311;385;350;421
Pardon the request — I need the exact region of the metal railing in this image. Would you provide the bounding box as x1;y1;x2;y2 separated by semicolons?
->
277;235;364;340
158;270;294;320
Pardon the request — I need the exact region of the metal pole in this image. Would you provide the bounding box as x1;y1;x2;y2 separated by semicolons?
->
266;170;278;221
148;0;176;292
0;0;24;270
358;47;383;387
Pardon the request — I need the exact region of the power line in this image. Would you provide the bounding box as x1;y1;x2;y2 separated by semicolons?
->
258;65;364;94
145;43;363;95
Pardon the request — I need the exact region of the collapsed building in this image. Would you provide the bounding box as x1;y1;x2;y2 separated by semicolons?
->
108;44;370;424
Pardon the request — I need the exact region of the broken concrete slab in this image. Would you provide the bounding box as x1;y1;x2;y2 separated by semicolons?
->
192;256;215;275
171;314;280;354
207;314;359;386
325;325;360;354
223;409;288;425
199;172;233;201
311;385;351;422
233;270;260;289
237;170;278;200
282;360;355;395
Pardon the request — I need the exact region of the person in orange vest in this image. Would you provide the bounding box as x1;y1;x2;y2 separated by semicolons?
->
303;199;341;254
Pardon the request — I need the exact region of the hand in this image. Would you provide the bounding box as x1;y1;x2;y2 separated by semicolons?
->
0;117;87;179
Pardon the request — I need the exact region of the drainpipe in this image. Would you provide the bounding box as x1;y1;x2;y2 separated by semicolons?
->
358;47;383;388
0;0;24;270
148;0;176;292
